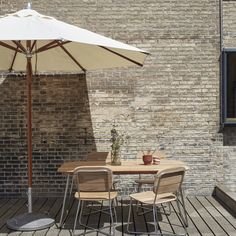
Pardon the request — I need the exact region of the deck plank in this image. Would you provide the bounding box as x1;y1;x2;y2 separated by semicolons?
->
206;196;236;229
189;197;228;236
84;201;107;235
0;199;27;236
0;199;28;235
0;199;10;212
33;198;62;236
186;197;214;236
19;198;48;236
94;200;120;236
110;199;125;236
165;202;186;236
120;199;135;236
7;198;43;236
0;196;235;236
44;198;64;236
115;200;127;236
59;198;76;236
171;200;201;236
197;196;235;236
128;202;152;234
158;204;175;235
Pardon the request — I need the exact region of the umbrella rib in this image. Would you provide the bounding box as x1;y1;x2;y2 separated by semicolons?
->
99;46;144;67
9;46;19;71
34;40;86;72
59;43;86;73
30;40;37;52
44;41;71;52
12;40;27;53
0;41;23;53
35;40;71;54
34;40;59;53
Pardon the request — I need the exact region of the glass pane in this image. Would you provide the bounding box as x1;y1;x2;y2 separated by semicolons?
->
226;52;236;119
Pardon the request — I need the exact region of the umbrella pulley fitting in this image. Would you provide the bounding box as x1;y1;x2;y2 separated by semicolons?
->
26;52;33;58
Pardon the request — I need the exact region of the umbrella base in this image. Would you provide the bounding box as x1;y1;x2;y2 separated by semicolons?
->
7;212;54;231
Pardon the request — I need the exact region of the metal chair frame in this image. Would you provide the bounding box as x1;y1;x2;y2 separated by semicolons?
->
59;152;114;227
127;167;188;236
73;167;117;236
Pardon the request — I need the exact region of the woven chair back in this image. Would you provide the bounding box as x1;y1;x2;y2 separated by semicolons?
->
153;167;186;195
74;167;113;192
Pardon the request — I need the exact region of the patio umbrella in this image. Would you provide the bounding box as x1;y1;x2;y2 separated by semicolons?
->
0;3;148;231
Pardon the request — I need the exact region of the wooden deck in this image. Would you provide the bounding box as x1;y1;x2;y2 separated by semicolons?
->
0;196;235;236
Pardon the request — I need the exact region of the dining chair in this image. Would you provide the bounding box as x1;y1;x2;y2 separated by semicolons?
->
73;166;118;236
87;151;120;191
59;152;115;228
127;167;188;235
134;151;169;215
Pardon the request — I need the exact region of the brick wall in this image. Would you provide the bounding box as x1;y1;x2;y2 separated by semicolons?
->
220;0;236;193
0;0;235;197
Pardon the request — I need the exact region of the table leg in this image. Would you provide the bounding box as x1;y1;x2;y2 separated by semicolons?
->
59;174;71;228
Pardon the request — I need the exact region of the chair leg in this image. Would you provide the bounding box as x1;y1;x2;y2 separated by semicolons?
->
126;197;133;233
73;199;81;236
75;199;116;236
152;204;159;234
153;203;187;236
109;199;116;235
167;202;171;215
59;174;72;228
177;189;188;227
112;199;118;224
127;198;162;235
78;201;85;226
174;199;188;236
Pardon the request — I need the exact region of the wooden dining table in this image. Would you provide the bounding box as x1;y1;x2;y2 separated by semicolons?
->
57;159;188;227
58;159;188;174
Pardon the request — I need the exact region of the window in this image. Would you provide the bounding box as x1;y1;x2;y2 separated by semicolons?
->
222;49;236;124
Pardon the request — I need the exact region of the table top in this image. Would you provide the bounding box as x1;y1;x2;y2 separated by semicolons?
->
57;159;188;175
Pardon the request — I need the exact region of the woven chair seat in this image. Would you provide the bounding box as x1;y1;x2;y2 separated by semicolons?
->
75;190;117;201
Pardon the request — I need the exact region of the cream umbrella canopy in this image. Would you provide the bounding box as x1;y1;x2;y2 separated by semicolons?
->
0;8;147;72
0;3;148;231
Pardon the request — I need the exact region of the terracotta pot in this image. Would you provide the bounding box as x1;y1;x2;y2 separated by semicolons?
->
142;155;153;165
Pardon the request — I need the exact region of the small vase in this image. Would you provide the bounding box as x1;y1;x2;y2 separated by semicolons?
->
111;149;121;166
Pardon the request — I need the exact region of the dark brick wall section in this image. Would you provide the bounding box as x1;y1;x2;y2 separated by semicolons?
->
0;74;96;197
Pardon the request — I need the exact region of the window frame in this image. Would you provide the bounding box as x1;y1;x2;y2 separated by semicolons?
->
222;48;236;125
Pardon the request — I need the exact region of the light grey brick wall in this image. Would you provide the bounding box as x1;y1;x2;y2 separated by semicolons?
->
219;0;236;194
0;0;235;197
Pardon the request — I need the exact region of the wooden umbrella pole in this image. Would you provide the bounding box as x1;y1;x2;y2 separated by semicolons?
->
7;42;55;230
26;40;33;213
